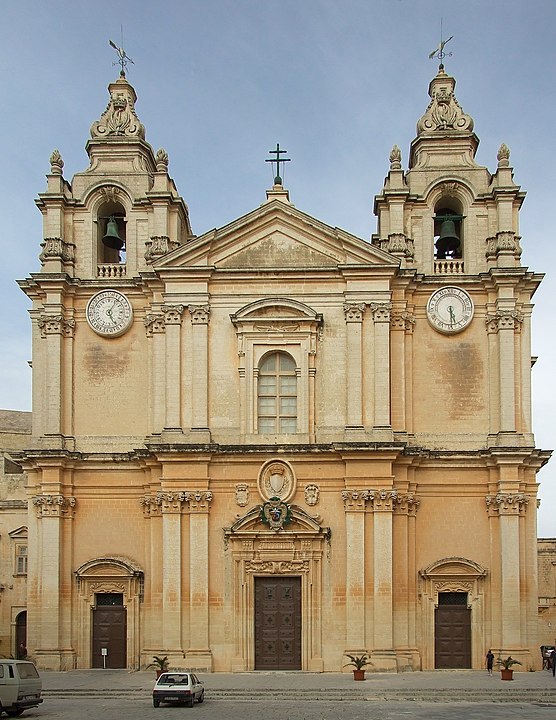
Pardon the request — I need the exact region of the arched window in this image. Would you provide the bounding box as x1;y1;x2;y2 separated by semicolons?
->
257;352;297;433
97;200;127;266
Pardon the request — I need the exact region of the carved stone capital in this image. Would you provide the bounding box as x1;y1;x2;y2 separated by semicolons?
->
341;489;372;511
32;494;76;518
144;313;166;336
485;492;529;516
188;304;211;324
37;314;75;338
486;231;522;260
39;237;75;265
386;233;414;258
390;311;416;332
485;310;523;333
343;303;366;323
145;235;180;262
371;489;399;512
163;304;185;325
141;490;213;516
394;493;421;515
368;302;392;323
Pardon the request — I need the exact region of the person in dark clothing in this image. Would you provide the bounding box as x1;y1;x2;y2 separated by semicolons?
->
486;649;495;676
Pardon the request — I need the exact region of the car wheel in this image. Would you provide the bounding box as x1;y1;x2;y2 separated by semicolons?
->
197;690;204;704
188;697;194;707
153;699;160;708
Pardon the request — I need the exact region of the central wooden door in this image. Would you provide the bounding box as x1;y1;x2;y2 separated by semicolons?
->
92;593;127;668
434;592;471;668
255;577;301;670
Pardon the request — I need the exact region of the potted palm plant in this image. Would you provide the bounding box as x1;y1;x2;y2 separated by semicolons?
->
343;653;372;680
498;656;522;680
147;655;169;678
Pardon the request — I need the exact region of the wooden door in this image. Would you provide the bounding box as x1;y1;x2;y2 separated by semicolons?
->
92;595;127;668
255;577;301;670
435;592;471;668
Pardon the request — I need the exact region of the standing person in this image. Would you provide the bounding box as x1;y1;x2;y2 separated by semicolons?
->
551;647;556;677
486;649;495;676
17;642;27;660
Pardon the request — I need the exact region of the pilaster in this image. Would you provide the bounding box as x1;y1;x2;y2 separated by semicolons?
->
343;303;366;436
188;305;211;440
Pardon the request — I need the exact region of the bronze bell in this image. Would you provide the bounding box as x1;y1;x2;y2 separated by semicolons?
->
435;219;460;259
102;216;124;250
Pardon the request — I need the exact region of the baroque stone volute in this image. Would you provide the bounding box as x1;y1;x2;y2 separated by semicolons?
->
90;75;145;139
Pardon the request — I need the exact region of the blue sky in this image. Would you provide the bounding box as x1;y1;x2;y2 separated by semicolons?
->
1;0;554;535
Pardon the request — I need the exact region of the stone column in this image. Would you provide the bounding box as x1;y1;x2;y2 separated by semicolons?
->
343;303;366;433
185;491;213;671
370;490;397;672
369;303;392;430
30;493;76;670
188;305;211;440
341;490;368;654
159;492;185;666
163;305;185;431
486;309;522;437
36;314;75;441
145;313;166;434
389;311;415;431
486;492;529;650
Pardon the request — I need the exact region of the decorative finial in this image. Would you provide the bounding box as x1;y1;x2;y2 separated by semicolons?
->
156;148;169;171
109;27;134;77
389;145;402;170
50;149;64;175
428;18;453;70
265;143;291;186
497;143;510;168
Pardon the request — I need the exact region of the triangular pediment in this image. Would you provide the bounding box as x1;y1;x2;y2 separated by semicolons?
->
154;199;398;271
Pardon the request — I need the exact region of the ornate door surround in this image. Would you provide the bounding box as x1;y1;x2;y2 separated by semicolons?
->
224;505;330;671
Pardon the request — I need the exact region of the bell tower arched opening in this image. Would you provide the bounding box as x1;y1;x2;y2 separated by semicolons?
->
433;202;464;261
96;199;127;267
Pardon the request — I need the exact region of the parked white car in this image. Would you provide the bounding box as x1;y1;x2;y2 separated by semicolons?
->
152;672;205;708
0;659;43;717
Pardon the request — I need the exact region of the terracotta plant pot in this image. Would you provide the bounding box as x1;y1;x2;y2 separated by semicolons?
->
353;669;366;681
500;668;514;681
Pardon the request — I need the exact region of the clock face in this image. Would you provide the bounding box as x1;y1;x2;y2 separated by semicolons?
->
426;286;474;334
86;290;133;337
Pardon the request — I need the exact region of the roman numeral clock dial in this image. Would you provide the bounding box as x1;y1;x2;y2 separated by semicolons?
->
426;286;474;334
86;289;133;337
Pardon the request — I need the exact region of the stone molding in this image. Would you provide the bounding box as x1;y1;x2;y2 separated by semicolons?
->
304;484;320;506
37;314;75;338
39;237;75;264
235;484;249;507
343;303;366;323
141;490;213;516
245;560;310;574
32;494;76;518
485;492;529;516
188;304;211;324
485;310;523;333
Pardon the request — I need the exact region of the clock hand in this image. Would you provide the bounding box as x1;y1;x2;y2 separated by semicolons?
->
447;305;456;325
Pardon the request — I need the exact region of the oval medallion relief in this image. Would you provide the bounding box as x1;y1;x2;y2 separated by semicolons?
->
257;459;296;502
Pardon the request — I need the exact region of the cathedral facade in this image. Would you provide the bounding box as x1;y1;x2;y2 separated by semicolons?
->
16;65;550;672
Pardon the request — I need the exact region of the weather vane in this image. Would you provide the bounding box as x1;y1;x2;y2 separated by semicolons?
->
429;18;453;68
266;143;291;186
109;26;134;77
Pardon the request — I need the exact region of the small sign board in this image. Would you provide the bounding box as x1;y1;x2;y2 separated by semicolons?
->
101;648;108;656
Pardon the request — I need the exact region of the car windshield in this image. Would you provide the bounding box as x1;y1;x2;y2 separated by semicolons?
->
158;674;190;685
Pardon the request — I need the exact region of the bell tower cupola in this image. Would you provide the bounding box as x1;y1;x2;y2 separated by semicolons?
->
374;64;524;276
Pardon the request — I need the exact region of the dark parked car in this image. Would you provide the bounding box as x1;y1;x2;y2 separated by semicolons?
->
152;672;205;707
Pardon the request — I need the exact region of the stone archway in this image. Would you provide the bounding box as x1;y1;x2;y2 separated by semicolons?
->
419;557;487;670
224;505;330;671
75;557;143;669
